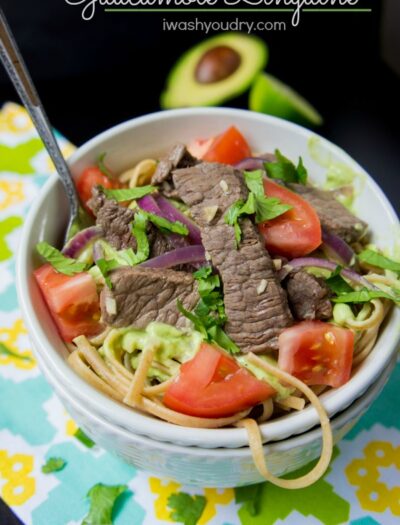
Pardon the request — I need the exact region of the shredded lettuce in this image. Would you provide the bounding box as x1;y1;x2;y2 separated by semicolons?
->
332;288;399;305
325;266;353;295
36;242;88;276
143;211;189;236
102;185;156;201
97;152;113;179
358;249;400;274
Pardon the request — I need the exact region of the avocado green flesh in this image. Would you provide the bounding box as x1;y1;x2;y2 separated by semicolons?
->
249;73;323;127
102;322;204;382
161;33;268;108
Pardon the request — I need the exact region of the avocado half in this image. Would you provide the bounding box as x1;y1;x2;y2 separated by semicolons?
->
161;33;268;109
249;73;323;127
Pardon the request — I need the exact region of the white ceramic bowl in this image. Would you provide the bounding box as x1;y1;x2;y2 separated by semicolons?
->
17;109;400;469
34;341;398;486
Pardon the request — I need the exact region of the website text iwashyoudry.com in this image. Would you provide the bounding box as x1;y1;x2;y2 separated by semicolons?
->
162;17;287;32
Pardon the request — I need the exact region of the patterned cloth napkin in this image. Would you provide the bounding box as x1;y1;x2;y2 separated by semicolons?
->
0;102;399;525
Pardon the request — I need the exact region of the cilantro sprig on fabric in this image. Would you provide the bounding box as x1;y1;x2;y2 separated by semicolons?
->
264;149;308;185
225;170;292;246
234;483;263;517
36;242;88;276
41;457;66;474
82;483;128;525
102;185;156;202
177;266;240;354
167;492;206;525
358;249;400;274
97;152;113;179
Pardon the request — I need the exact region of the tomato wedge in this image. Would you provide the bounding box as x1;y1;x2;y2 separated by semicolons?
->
76;166;116;213
278;321;354;388
258;179;322;258
202;126;251;165
34;264;102;342
164;343;275;418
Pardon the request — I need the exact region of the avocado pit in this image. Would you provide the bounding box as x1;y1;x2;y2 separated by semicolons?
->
195;46;241;84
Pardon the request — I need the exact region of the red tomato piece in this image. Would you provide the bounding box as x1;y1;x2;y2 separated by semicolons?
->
34;264;102;342
76;166;115;213
164;343;275;418
202;126;251;165
278;321;354;388
258;179;322;258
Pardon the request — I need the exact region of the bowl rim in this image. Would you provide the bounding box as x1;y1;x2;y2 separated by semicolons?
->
17;107;400;449
36;342;397;459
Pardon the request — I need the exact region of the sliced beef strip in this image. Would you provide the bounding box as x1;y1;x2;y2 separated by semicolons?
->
173;163;292;353
288;183;368;243
284;269;332;321
152;143;199;186
88;186;137;250
101;267;199;328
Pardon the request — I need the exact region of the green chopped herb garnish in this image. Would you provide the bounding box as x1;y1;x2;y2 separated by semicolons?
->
332;288;399;304
177;266;240;354
225;170;292;247
144;211;189;236
264;149;308;184
234;483;263;517
97;152;113;179
41;457;66;474
0;342;33;362
325;266;353;296
358;249;400;274
36;242;88;276
167;491;206;525
74;428;95;448
95;258;119;289
82;483;128;525
102;185;156;202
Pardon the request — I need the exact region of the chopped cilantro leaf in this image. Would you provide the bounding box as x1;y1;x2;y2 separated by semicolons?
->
177;267;240;354
225;170;291;247
0;342;33;362
97;152;113;179
264;149;308;185
36;242;88;276
82;483;128;525
234;483;263;516
74;428;95;448
358;249;400;274
167;492;206;525
41;457;66;474
102;185;156;202
325;266;353;295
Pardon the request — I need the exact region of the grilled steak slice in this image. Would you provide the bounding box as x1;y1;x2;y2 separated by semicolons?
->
173;163;292;353
152;143;199;185
288;183;367;243
285;270;332;321
88;187;137;250
101;267;199;328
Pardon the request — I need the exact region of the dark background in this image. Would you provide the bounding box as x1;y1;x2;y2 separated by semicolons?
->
0;0;399;523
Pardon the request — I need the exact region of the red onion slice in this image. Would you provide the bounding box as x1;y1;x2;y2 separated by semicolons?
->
62;226;103;259
321;228;355;265
141;245;206;269
92;241;105;263
281;257;375;289
234;157;267;171
155;195;202;245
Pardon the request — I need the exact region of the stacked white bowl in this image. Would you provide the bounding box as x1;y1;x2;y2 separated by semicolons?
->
17;109;400;487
